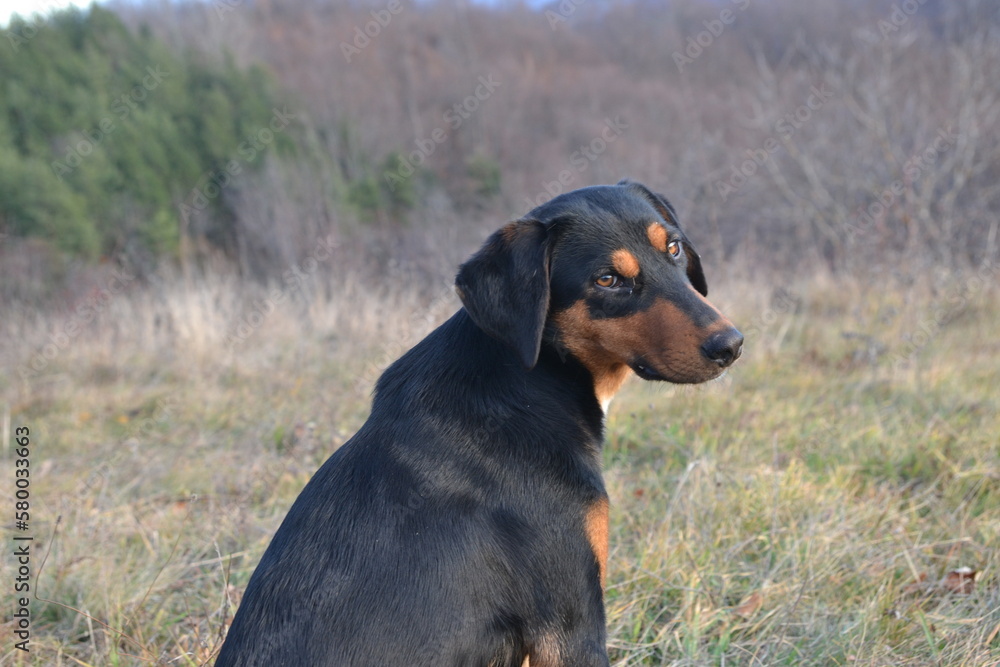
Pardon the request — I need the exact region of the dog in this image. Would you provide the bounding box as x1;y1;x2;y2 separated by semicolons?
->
215;180;743;666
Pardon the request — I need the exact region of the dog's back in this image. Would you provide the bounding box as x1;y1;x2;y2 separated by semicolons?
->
216;312;608;666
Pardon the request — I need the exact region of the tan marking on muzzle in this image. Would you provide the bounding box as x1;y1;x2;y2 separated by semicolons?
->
552;302;631;404
554;292;736;389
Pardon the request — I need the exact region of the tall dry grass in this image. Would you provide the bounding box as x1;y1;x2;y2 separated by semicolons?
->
1;260;996;665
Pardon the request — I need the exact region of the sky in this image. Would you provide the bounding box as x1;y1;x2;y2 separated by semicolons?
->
2;0;98;25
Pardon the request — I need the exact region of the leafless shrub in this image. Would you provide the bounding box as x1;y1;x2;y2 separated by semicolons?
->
104;0;1000;281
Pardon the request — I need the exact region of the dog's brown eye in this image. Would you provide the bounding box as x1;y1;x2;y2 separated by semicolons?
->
667;240;682;258
595;274;619;288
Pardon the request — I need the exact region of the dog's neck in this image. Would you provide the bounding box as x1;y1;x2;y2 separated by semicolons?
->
374;309;608;445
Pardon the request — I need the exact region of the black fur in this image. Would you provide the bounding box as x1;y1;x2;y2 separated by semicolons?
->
216;181;734;666
619;180;708;296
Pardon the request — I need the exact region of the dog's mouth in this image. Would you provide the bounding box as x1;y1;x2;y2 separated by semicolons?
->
630;359;666;381
629;357;728;384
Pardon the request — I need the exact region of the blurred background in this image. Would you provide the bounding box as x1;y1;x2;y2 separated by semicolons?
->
3;0;998;296
1;1;998;665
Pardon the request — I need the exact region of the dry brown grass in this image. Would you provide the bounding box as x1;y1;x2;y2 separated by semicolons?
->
1;262;997;665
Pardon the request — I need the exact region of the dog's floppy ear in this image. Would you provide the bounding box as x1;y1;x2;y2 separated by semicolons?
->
620;179;709;296
455;218;551;369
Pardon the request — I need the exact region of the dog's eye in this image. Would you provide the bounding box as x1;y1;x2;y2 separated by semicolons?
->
667;241;682;258
595;274;621;289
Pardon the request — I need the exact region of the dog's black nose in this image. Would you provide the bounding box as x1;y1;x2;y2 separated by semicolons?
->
701;328;744;368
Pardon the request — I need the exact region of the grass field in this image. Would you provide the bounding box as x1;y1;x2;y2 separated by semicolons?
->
1;266;998;666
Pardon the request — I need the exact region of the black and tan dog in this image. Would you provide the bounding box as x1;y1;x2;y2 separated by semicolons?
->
216;180;743;666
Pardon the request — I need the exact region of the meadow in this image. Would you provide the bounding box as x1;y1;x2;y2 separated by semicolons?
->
3;0;1000;664
1;262;997;666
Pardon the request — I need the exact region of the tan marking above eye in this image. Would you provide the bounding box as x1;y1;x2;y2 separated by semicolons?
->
647;223;668;253
667;240;681;257
611;249;640;279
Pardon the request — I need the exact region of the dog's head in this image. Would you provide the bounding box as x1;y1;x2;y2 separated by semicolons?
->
455;180;743;403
